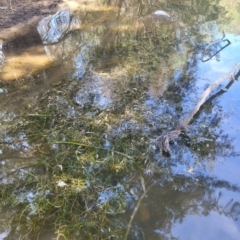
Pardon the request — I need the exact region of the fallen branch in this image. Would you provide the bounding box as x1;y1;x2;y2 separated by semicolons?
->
157;61;240;154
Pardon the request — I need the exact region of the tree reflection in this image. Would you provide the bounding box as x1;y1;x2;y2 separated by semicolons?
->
1;0;240;239
126;175;240;240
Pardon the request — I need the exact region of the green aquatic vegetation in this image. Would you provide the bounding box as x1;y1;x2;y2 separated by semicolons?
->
0;81;152;239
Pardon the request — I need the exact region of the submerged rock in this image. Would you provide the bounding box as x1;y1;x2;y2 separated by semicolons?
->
140;9;172;31
75;72;112;110
37;8;97;78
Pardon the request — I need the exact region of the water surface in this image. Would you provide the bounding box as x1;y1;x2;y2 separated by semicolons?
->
0;0;240;239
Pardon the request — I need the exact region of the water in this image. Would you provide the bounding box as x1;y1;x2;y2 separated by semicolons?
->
0;0;240;239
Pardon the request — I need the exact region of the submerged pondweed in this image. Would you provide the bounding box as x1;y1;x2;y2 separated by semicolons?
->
0;76;153;239
1;0;240;239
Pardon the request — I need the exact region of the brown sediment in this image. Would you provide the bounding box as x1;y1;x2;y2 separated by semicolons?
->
0;0;61;31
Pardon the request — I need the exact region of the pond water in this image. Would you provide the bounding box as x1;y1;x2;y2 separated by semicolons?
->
0;0;240;239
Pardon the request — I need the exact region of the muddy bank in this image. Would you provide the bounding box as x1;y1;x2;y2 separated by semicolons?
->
0;0;63;55
0;0;62;30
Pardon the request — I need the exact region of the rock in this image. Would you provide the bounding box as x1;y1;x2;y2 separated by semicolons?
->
37;9;80;44
152;10;170;19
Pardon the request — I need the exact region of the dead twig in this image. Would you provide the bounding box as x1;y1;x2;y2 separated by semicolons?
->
9;0;16;11
202;32;231;62
157;61;240;154
0;0;16;11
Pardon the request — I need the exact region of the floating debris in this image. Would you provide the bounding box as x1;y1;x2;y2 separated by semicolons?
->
57;180;68;187
152;10;170;19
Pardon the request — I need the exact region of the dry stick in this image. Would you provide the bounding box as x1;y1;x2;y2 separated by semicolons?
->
9;0;16;11
158;61;240;153
201;32;230;62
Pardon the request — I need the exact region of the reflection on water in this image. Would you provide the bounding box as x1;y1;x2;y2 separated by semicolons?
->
0;49;53;81
0;0;240;239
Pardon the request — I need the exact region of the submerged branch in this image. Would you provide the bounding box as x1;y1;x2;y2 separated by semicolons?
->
157;61;240;154
124;180;155;240
201;32;231;62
